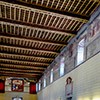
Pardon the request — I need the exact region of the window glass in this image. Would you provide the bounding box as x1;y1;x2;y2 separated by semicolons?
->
38;81;41;91
77;38;85;65
36;83;38;92
43;78;46;88
50;69;53;83
60;57;65;77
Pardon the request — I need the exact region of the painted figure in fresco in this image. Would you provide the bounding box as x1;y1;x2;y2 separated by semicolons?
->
65;77;73;96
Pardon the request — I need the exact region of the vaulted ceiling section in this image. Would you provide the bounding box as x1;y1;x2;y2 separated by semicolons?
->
0;0;100;82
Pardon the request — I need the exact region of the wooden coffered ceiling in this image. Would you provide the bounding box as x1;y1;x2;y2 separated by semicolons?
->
0;0;100;82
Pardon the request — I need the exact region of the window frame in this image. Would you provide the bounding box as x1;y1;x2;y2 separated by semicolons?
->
76;37;85;66
43;77;46;88
60;57;65;77
50;69;53;83
38;80;41;91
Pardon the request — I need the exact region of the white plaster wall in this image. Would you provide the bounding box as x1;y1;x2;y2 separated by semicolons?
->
37;53;100;100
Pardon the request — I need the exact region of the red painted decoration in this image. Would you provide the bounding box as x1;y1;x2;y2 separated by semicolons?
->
30;82;36;94
0;80;5;93
11;79;24;92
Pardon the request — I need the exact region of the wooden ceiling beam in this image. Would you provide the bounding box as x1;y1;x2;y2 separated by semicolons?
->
0;51;56;59
0;72;40;78
0;33;67;46
0;0;90;20
0;45;59;55
0;63;46;71
0;76;38;79
0;74;36;78
0;53;54;63
0;17;77;34
0;67;43;74
0;43;60;53
0;70;41;76
0;33;67;45
5;74;35;78
0;35;66;52
0;58;49;67
0;50;55;60
0;64;44;72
